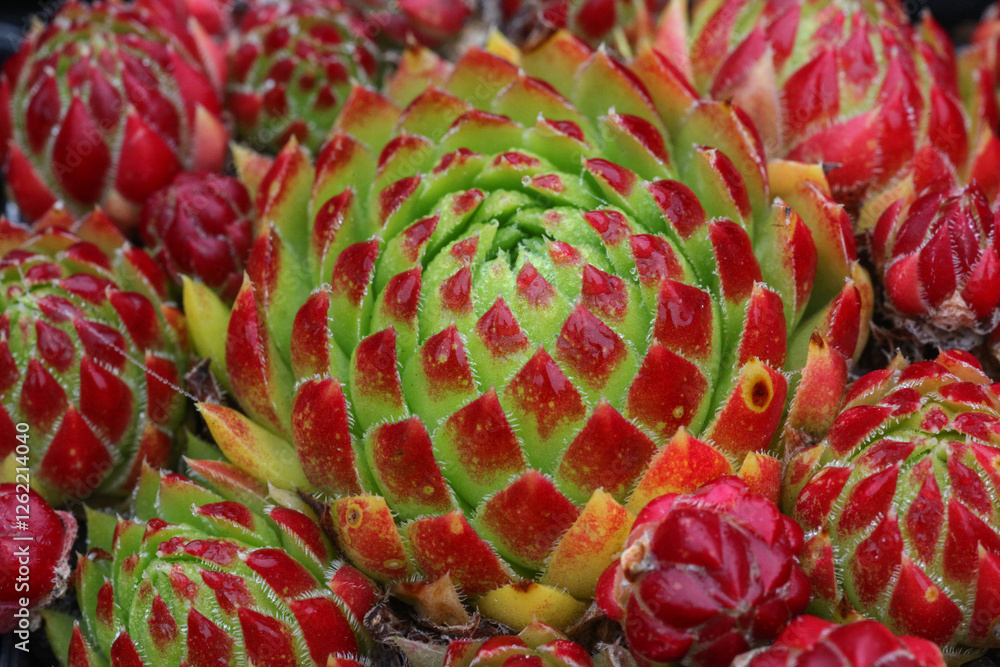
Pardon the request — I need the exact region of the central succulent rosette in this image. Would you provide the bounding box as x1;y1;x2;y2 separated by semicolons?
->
189;34;869;627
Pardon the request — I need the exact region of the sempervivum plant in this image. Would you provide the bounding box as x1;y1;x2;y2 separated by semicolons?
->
0;210;187;504
0;0;228;229
442;622;594;666
0;485;77;633
64;463;377;666
872;183;1000;347
596;477;810;666
186;34;869;629
652;0;965;219
226;0;378;154
732;616;945;667
139;172;254;302
783;349;1000;651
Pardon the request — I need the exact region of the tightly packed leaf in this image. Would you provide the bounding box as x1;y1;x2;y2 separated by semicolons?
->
873;183;1000;344
784;349;1000;650
597;477;810;666
653;0;964;217
0;485;77;633
0;0;228;228
226;0;378;153
66;463;376;666
140;172;254;302
0;211;186;504
188;33;868;627
733;616;945;667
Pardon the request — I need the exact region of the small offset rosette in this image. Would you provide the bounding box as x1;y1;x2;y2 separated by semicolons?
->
872;183;1000;347
0;485;77;633
226;0;378;153
0;210;186;504
785;349;1000;652
140;172;254;302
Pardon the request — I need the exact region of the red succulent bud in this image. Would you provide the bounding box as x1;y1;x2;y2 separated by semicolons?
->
140;172;254;301
734;616;945;667
597;477;810;666
873;183;1000;342
0;485;77;632
785;350;1000;648
227;0;378;153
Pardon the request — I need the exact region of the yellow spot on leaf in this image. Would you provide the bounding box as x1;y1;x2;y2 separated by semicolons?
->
346;501;363;528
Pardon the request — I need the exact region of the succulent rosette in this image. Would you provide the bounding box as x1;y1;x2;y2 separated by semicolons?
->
784;349;1000;651
597;477;810;666
0;0;228;229
186;34;869;628
62;463;376;666
872;183;1000;346
0;210;187;504
226;0;379;154
652;0;965;219
0;485;77;633
140;172;254;302
733;616;945;667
